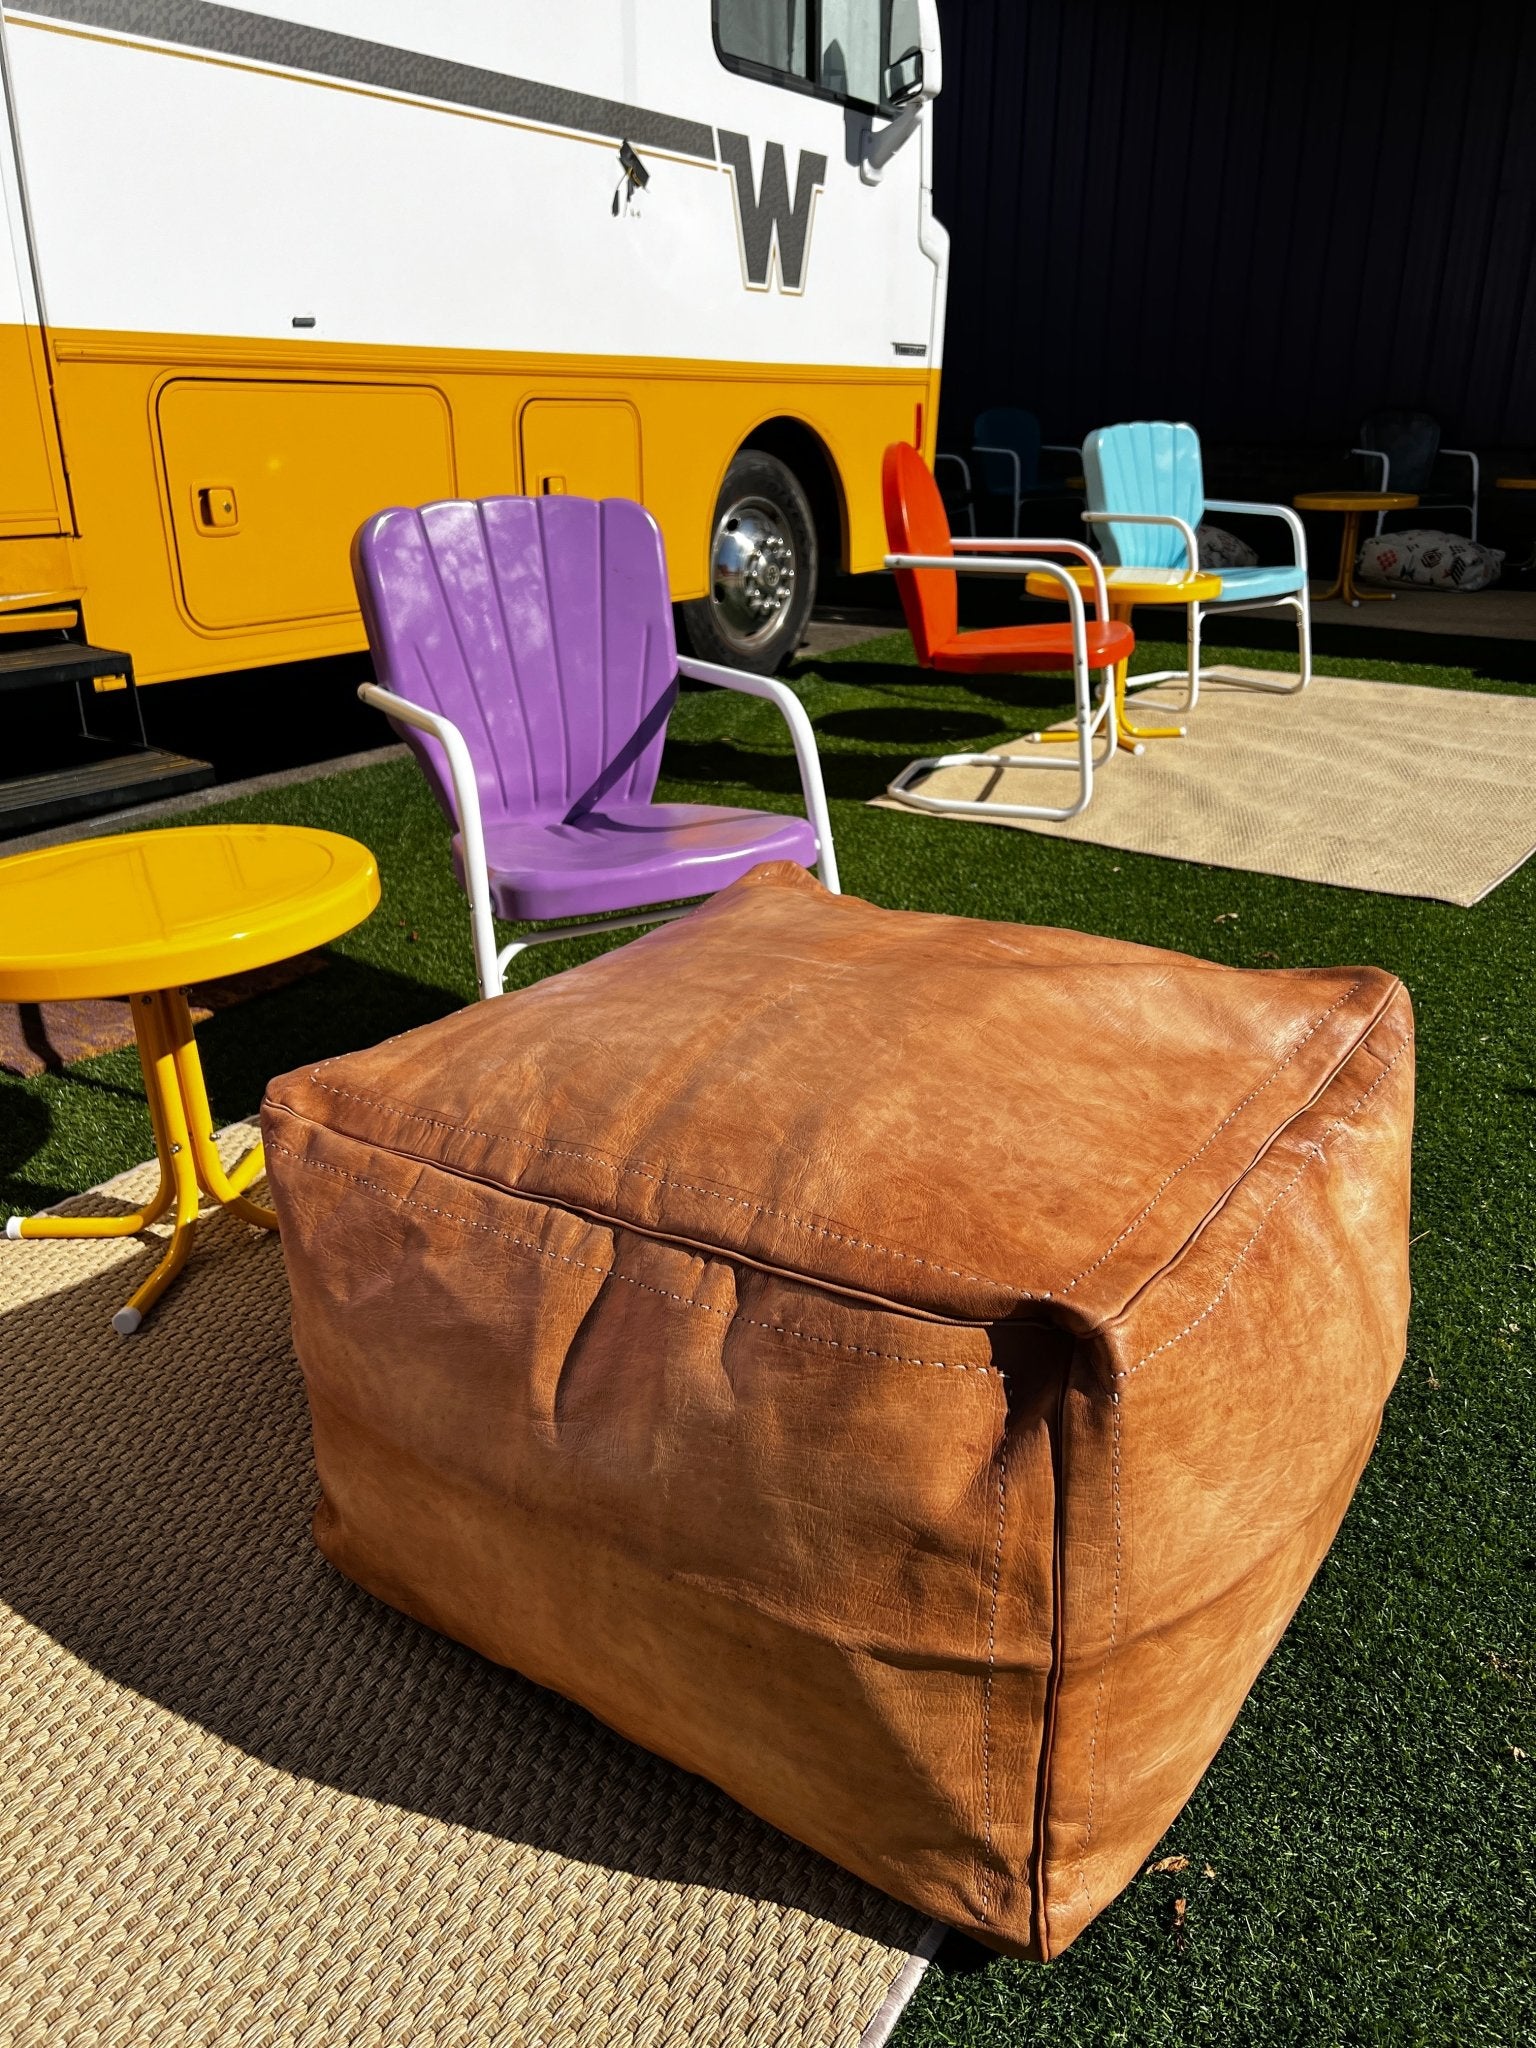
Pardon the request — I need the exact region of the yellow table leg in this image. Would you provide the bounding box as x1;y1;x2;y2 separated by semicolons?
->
160;987;279;1229
1114;661;1185;746
1111;599;1183;748
109;990;205;1335
6;984;279;1333
1315;509;1394;604
1344;515;1395;602
1025;597;1186;753
7;993;176;1242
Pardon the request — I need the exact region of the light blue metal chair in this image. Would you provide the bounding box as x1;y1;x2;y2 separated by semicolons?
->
1081;420;1311;707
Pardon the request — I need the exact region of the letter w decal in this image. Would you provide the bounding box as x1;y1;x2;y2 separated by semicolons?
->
718;131;827;294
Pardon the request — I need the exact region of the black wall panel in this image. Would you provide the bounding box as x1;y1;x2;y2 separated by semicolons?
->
932;0;1536;452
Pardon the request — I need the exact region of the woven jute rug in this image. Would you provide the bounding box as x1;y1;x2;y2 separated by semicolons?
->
0;1131;938;2048
873;669;1536;904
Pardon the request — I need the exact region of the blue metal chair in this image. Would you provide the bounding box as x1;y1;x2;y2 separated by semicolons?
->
1081;420;1311;707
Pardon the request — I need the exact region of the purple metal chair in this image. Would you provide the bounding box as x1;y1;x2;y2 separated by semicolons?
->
353;495;839;999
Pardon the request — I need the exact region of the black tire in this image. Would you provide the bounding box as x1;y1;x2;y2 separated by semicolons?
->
679;450;818;675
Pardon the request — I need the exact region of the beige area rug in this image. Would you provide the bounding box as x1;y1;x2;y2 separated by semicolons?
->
0;1130;938;2048
872;669;1536;904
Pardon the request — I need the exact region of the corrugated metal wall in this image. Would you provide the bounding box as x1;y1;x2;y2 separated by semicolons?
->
931;0;1536;453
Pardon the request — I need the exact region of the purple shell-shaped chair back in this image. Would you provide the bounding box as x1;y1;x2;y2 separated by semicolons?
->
352;495;679;826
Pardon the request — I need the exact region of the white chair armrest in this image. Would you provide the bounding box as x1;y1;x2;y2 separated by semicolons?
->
934;451;973;491
1204;499;1309;572
1439;448;1480;488
971;445;1023;487
886;555;1090;632
951;534;1108;618
1080;508;1199;572
1041;443;1080;456
1350;447;1389;489
675;657;840;894
358;682;502;1001
971;444;1023;533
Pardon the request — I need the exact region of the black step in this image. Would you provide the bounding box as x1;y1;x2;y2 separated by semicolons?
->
0;641;135;692
0;749;215;834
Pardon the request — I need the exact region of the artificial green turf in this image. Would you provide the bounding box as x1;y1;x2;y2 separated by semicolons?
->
2;632;1532;2046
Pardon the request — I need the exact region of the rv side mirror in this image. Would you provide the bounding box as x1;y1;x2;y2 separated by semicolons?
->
885;45;924;106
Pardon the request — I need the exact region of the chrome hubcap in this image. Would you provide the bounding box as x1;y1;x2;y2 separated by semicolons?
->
710;496;797;646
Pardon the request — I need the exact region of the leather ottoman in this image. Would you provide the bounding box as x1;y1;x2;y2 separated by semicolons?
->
262;863;1414;1958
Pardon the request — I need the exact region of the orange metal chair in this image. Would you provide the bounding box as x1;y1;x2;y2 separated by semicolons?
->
880;442;1132;820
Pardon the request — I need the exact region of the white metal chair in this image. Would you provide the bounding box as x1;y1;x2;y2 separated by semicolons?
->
880;441;1127;823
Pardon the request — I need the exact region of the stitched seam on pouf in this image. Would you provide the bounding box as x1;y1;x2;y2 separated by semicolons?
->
1079;1389;1123;1911
979;1429;1008;1926
296;1079;1024;1293
295;978;1378;1311
266;1140;1000;1375
1112;1034;1413;1388
1076;1029;1410;1908
1058;979;1364;1298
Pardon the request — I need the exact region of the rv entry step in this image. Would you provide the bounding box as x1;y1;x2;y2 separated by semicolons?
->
0;641;214;835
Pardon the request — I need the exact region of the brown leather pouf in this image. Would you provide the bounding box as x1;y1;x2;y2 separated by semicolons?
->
262;863;1414;1959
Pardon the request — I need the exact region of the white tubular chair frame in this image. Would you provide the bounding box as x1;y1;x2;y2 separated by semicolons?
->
358;666;839;1004
970;443;1022;536
880;541;1119;823
968;444;1084;539
675;656;841;898
1352;443;1480;539
933;452;977;536
1082;502;1311;711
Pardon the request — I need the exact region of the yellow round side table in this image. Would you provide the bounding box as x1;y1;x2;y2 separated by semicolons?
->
1024;563;1221;752
1293;491;1419;604
0;823;379;1332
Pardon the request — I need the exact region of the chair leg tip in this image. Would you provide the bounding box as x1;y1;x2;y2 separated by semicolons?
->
5;1216;22;1240
112;1306;143;1336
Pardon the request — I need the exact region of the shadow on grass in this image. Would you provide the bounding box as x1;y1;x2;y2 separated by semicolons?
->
800;655;1075;717
813;706;1005;746
2;955;466;1214
657;736;907;805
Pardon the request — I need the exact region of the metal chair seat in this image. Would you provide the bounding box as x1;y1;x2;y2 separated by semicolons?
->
459;803;819;924
353;494;838;999
929;619;1134;674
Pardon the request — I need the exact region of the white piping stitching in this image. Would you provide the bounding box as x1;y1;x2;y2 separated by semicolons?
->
299;976;1378;1309
979;1425;1008;1925
1078;1028;1410;1899
1058;980;1363;1296
1112;1034;1412;1386
300;1075;1020;1291
1080;1391;1122;1882
266;1139;998;1376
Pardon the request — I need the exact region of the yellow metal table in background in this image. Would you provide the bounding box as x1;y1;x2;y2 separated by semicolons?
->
1024;563;1221;751
1293;490;1419;604
0;823;379;1332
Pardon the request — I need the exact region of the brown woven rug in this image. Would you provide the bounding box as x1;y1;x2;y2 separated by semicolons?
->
0;1132;937;2048
872;669;1536;905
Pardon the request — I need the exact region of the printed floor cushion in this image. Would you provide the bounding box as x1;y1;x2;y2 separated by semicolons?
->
263;862;1415;1960
1357;527;1504;591
1196;521;1259;569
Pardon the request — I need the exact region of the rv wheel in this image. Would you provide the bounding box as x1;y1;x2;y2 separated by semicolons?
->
682;451;817;675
